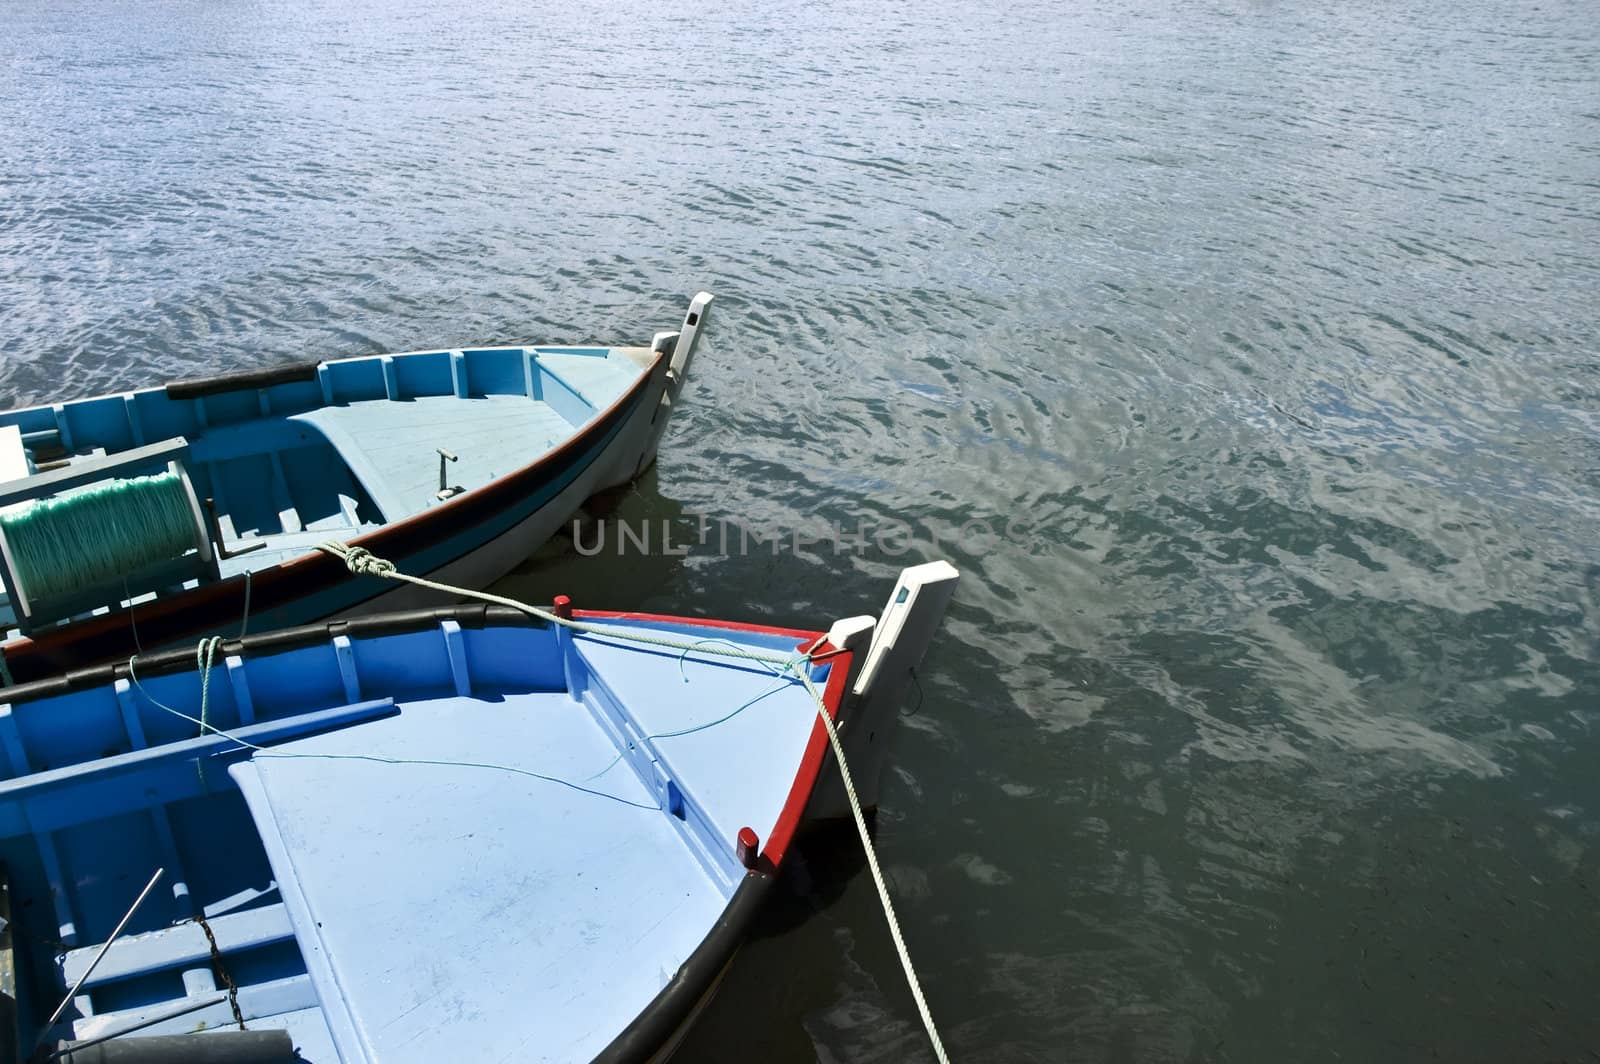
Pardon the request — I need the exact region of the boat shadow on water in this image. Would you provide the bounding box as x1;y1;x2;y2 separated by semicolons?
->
487;465;695;610
756;814;877;939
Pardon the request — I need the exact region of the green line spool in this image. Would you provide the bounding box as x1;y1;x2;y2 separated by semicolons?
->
0;471;202;603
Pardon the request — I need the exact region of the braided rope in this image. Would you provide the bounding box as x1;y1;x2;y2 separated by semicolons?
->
195;635;222;787
796;667;950;1063
323;543;802;669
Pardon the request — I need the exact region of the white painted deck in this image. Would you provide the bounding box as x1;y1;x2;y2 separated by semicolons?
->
231;689;730;1063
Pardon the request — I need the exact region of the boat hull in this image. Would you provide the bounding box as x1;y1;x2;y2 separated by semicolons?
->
0;603;851;1060
595;872;774;1064
0;353;673;684
328;355;671;619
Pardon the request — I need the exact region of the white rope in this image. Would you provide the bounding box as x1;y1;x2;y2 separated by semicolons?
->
796;667;951;1064
315;540;952;1062
318;543;799;668
195;636;222;787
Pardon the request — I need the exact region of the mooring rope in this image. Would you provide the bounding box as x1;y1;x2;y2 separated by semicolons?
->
795;665;950;1064
194;636;222;788
316;543;807;669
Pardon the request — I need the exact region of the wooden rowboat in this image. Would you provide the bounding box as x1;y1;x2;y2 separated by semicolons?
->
0;561;958;1062
0;293;713;685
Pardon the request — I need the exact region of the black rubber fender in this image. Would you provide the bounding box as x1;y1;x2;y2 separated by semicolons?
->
164;362;320;400
52;1029;299;1063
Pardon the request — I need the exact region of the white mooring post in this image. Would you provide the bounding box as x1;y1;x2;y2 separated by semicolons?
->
667;290;714;384
636;291;714;475
805;560;961;822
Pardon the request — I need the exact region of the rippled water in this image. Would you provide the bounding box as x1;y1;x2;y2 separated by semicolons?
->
4;0;1599;1059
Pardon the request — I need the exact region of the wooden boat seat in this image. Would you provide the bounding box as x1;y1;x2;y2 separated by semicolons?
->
0;698;397;838
60;901;296;992
183;417;377;546
53;900;329;1064
65;961;326;1052
283;410;411;523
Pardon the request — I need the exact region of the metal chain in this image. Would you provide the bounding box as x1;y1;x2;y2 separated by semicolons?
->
195;915;246;1030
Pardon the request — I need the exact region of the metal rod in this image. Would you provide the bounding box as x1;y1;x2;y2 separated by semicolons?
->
37;868;165;1047
46;994;228;1061
436;449;458;495
204;498;266;560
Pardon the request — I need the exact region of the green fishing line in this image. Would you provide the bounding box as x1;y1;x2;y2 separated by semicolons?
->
0;472;197;601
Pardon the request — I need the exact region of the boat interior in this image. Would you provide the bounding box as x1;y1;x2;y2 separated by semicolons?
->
0;346;652;635
0;612;829;1061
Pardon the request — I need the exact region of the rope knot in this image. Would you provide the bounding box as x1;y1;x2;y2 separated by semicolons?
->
341;546;396;577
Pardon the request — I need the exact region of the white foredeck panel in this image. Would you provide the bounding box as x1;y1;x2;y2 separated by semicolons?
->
231;691;728;1064
536;351;644;404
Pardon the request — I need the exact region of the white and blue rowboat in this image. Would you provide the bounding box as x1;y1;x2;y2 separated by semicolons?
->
0;292;714;685
0;560;958;1062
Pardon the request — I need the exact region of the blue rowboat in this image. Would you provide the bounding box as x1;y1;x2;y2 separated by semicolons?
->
0;293;714;686
0;560;958;1062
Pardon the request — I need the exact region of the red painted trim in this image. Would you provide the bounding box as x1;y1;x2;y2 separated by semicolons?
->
760;640;852;867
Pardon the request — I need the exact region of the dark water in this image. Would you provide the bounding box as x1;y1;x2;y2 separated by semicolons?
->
4;0;1599;1059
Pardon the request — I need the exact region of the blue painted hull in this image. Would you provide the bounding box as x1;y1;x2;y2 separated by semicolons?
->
0;602;851;1061
0;327;694;684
